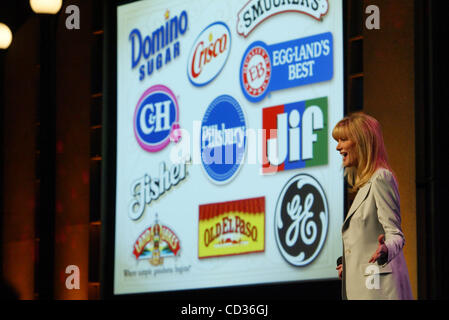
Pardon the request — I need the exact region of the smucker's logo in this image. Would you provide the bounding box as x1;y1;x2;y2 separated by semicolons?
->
129;10;188;81
275;174;328;266
237;0;329;37
187;22;231;87
133;214;181;266
133;84;181;153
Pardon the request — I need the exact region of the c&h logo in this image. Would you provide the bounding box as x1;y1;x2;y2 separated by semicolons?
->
133;84;181;152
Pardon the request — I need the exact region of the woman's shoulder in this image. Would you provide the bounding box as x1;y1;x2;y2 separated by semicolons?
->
370;168;398;188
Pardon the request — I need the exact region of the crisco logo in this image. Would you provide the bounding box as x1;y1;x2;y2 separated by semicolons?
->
187;22;231;87
133;85;180;152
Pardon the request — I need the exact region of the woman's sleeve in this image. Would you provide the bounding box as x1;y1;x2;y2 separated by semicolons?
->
372;170;405;263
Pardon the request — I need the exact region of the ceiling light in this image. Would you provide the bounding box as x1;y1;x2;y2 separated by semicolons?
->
0;23;13;49
29;0;63;14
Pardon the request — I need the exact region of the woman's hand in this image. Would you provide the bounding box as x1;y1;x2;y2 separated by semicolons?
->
336;264;343;279
369;234;388;264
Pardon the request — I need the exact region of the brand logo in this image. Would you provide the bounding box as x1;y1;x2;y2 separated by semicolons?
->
133;215;181;266
200;95;246;184
133;84;180;152
237;0;329;37
241;42;272;102
240;32;333;102
275;174;328;266
198;197;265;259
187;21;231;86
262;97;327;174
129;160;188;221
129;10;188;81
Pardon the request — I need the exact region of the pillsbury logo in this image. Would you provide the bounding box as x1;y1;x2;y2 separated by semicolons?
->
237;0;329;38
187;22;231;87
133;85;181;152
200;95;246;184
275;174;328;266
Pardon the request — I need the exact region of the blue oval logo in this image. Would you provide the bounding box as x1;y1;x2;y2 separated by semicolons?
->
200;95;246;184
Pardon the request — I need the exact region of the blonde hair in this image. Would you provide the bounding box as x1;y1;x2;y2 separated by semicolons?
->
332;112;392;192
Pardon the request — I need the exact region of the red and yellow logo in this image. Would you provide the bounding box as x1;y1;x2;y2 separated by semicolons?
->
198;197;265;259
133;217;181;266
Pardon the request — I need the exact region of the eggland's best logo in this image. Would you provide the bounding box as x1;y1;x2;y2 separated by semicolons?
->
240;32;333;103
133;85;180;152
133;215;181;266
187;21;231;86
240;42;272;101
237;0;329;38
200;95;246;184
275;174;328;266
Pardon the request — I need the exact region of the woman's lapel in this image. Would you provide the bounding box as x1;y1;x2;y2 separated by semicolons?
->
343;181;372;226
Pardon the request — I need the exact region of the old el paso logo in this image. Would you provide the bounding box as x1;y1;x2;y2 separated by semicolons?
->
129;10;188;81
187;22;231;86
198;197;265;259
262;97;327;174
237;0;329;37
134;85;180;153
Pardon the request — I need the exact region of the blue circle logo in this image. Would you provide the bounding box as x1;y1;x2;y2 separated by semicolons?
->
133;85;180;152
200;95;246;184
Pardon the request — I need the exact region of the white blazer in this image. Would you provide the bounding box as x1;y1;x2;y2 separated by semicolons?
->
341;168;413;300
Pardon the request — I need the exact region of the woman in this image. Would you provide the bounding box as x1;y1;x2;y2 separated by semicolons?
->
333;112;413;300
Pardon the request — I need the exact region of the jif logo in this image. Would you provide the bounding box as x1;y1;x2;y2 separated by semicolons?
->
262;97;327;174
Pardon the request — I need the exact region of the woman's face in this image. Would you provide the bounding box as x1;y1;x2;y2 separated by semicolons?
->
336;138;357;168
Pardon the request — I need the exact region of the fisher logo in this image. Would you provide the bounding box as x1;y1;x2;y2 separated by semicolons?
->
240;42;272;102
133;84;180;153
237;0;329;37
262;97;327;174
130;10;188;81
198;197;265;259
133;215;181;266
275;174;328;266
187;22;231;86
240;32;333;102
201;95;246;184
129;160;188;221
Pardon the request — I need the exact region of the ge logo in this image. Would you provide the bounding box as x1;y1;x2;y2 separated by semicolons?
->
274;174;328;266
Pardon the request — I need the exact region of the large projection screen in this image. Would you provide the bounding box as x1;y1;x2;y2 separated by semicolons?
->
115;0;344;295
